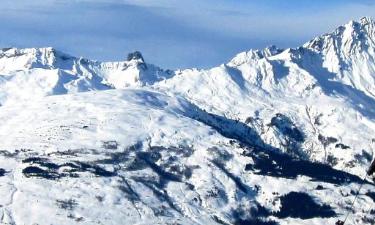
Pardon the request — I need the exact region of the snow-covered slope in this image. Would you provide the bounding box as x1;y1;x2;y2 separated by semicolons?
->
0;89;372;225
1;17;375;225
156;17;375;176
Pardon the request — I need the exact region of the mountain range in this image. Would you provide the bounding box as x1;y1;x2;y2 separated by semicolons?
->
1;17;375;225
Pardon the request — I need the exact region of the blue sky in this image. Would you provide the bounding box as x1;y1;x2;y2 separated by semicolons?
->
1;0;375;69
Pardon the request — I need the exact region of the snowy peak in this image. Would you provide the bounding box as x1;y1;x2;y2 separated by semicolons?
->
0;47;75;72
222;17;375;98
359;16;375;24
229;45;284;66
228;17;375;68
296;17;375;97
304;17;375;56
123;51;148;72
100;51;173;88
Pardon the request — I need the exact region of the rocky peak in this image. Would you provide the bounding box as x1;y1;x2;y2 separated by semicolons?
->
229;45;284;66
127;51;145;63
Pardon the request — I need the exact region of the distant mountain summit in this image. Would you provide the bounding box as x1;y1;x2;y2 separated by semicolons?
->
127;51;145;63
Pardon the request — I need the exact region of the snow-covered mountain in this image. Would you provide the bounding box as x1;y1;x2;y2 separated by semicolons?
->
1;17;375;225
0;47;174;104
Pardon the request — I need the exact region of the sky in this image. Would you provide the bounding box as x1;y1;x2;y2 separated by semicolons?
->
1;0;375;69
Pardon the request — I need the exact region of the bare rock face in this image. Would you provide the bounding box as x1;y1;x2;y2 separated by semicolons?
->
127;51;145;63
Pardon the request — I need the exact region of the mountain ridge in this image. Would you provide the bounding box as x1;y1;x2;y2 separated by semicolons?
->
1;16;374;96
0;18;374;168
